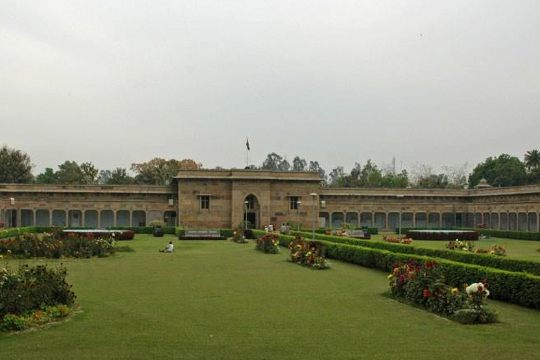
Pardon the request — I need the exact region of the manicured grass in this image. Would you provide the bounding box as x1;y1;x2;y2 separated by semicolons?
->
375;233;540;262
1;235;540;359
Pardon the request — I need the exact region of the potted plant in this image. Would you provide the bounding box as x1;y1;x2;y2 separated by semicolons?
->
149;220;165;237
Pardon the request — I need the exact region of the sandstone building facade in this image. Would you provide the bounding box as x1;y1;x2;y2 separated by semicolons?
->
1;170;540;232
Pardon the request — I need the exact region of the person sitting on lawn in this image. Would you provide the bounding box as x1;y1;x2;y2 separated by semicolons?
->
159;241;174;253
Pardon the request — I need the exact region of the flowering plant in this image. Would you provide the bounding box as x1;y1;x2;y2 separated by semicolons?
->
388;261;497;323
288;236;329;270
255;234;280;254
383;235;412;244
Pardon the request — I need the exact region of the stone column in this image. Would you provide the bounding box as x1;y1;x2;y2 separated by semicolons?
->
113;210;117;227
81;211;85;228
129;210;132;227
438;212;442;228
64;210;68;227
32;210;36;227
412;212;416;228
385;212;389;231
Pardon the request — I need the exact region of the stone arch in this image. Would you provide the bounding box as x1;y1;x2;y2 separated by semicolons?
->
244;194;260;229
331;212;344;228
345;212;358;227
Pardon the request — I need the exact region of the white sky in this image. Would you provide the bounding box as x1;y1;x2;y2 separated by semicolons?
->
1;0;539;174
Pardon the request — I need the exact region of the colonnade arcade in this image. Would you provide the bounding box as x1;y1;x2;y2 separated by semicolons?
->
1;208;177;228
319;211;540;232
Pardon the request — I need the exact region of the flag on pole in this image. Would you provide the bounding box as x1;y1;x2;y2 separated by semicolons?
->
246;138;250;151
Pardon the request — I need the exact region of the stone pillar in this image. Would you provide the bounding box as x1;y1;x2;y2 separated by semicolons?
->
385;212;389;231
16;209;21;227
129;210;132;227
412;212;416;228
439;212;442;228
538;212;540;232
113;210;117;227
97;210;101;228
64;210;68;227
33;210;36;227
81;211;85;228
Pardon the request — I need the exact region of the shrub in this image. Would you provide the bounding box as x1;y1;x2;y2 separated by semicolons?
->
291;231;540;276
253;230;540;309
232;228;248;243
288;236;330;270
0;232;115;258
255;233;280;254
0;264;76;320
388;261;497;323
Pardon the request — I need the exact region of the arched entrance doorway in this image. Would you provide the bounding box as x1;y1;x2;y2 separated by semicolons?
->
243;194;260;229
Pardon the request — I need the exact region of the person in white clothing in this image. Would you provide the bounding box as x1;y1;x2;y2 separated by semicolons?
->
159;241;174;253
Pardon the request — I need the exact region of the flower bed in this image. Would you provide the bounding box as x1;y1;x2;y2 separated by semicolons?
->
407;230;480;241
288;236;330;270
255;233;280;254
383;235;413;244
290;231;540;276
0;264;76;332
447;240;506;256
388;260;497;324
253;230;540;309
0;232;116;258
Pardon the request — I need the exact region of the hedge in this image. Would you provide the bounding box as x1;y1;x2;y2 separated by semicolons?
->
252;230;540;309
0;227;56;239
399;227;540;241
290;231;540;276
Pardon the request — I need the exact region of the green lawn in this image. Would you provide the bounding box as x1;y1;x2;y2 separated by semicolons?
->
1;235;540;359
375;233;540;262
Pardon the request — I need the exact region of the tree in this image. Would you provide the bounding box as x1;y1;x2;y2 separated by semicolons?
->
442;163;468;188
0;145;33;183
99;168;135;185
468;154;527;188
380;169;409;188
524;149;540;171
328;166;347;187
416;174;449;188
55;161;85;184
260;153;291;171
35;168;57;184
80;162;99;184
359;160;383;187
292;156;307;171
308;161;326;182
131;158;202;185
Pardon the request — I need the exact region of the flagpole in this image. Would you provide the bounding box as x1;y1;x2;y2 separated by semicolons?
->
246;137;249;168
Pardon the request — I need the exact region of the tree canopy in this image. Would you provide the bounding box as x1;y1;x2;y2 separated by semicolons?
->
130;158;202;185
468;154;527;188
0;145;33;183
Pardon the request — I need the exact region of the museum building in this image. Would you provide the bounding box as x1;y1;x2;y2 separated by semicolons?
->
1;169;540;232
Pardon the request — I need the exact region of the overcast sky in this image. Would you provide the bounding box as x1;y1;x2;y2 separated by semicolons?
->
1;0;539;175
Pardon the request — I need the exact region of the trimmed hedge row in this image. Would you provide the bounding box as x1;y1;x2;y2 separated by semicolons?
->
291;231;540;276
0;227;56;239
253;230;540;309
399;227;540;241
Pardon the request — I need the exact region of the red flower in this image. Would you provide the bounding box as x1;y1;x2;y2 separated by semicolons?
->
423;288;432;298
